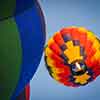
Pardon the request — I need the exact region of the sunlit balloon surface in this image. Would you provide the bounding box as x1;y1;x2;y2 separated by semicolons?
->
45;27;100;87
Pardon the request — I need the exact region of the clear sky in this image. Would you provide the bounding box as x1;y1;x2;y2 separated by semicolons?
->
30;0;100;100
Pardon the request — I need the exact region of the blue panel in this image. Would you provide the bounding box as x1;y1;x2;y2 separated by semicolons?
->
60;44;67;51
62;34;71;42
12;0;45;99
14;0;34;16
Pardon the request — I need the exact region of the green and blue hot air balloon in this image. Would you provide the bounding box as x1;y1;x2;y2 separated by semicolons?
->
0;0;46;99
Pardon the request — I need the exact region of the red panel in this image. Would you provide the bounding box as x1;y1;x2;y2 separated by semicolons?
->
49;42;62;55
60;27;73;35
71;28;80;40
93;72;100;79
85;58;93;68
50;53;64;63
59;78;75;87
53;32;65;46
79;32;87;47
85;39;93;55
25;84;30;100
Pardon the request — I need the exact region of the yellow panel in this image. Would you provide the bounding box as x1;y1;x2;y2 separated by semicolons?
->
92;39;100;50
52;67;65;74
87;31;96;42
65;41;73;49
48;38;54;46
51;67;59;73
46;57;55;68
74;72;90;85
46;57;60;80
45;47;53;57
78;27;87;33
64;41;83;64
92;50;100;60
51;73;60;81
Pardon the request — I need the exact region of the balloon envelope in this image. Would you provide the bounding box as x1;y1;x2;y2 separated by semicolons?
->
45;26;100;87
0;0;46;99
16;84;30;100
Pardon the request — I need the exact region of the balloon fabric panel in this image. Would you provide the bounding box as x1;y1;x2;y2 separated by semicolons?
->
12;0;46;99
0;18;22;100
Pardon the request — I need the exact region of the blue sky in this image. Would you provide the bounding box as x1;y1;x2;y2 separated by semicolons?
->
30;0;100;100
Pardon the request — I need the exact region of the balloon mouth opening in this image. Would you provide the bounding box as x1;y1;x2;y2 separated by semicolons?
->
70;61;87;76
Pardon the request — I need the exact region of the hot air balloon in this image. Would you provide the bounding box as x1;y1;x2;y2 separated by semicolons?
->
0;0;46;99
45;26;100;87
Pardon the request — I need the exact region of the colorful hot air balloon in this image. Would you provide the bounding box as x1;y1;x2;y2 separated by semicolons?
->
45;26;100;87
0;0;46;99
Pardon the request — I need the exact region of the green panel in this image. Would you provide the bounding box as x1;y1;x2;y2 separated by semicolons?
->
0;18;22;100
0;0;16;20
